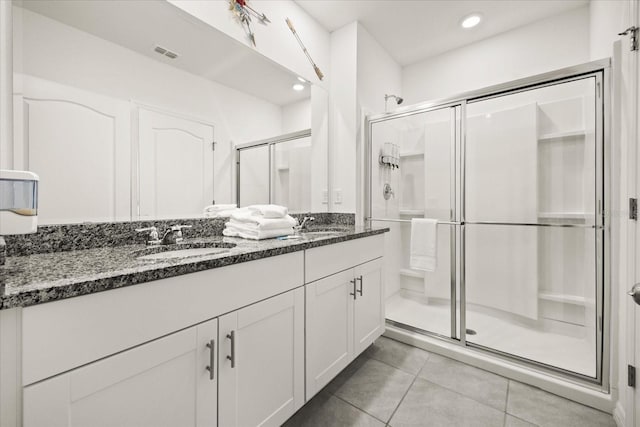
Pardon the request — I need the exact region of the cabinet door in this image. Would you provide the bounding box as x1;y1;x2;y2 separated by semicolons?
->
354;258;385;354
23;319;218;427
219;288;304;427
305;268;355;399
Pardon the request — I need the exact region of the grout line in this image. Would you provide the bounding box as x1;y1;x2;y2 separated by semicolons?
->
367;353;426;377
385;372;420;425
331;393;389;425
419;377;507;414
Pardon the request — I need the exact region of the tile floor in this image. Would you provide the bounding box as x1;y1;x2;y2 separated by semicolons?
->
284;336;616;427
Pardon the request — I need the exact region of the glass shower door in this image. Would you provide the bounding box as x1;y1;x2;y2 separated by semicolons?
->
464;76;602;379
371;106;459;339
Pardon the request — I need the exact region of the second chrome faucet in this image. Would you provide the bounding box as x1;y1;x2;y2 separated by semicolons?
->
136;225;193;246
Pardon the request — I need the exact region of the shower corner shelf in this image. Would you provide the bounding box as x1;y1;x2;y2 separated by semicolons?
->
537;129;586;141
399;268;425;279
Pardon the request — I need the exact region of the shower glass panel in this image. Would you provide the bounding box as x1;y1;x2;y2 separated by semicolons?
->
238;145;270;207
464;76;600;379
371;106;457;339
272;136;312;211
465;78;597;225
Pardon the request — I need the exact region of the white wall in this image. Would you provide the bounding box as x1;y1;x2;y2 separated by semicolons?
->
402;6;591;104
328;22;402;214
282;98;311;133
590;0;627;60
167;0;331;91
329;23;358;212
12;6;283;208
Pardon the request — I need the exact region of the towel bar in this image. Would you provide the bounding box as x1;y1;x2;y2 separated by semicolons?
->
366;217;604;229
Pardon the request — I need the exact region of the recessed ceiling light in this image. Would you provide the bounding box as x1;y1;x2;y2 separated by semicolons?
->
297;76;307;83
461;14;482;29
293;83;305;91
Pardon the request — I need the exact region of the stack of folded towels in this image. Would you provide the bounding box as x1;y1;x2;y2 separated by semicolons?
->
223;204;297;240
203;204;238;218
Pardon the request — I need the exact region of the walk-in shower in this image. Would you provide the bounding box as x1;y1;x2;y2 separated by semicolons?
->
365;60;609;388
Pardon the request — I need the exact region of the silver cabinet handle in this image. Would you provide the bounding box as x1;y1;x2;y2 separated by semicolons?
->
226;331;236;368
356;275;363;296
205;339;215;380
628;284;640;305
350;279;357;300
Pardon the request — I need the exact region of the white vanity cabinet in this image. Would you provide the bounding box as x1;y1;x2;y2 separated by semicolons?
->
9;235;386;427
218;287;305;427
304;235;385;398
23;318;218;427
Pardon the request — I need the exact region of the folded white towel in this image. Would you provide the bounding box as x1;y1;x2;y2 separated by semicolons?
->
229;211;297;230
247;204;288;218
204;209;237;218
223;226;294;240
204;204;237;213
410;218;438;272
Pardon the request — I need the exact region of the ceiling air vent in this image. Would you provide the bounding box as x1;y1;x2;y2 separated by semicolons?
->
153;45;179;59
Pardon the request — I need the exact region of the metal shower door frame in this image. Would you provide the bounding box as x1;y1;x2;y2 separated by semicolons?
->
365;59;610;390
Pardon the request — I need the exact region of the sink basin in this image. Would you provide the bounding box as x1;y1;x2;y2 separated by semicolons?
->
299;231;346;239
134;242;236;261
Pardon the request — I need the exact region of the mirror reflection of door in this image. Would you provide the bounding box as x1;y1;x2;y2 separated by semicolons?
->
138;108;214;219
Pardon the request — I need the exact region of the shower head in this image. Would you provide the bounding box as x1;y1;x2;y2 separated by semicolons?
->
384;94;403;112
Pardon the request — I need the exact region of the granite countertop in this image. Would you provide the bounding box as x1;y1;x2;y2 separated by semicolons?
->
0;226;388;310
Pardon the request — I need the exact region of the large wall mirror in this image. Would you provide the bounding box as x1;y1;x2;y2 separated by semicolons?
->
10;0;328;224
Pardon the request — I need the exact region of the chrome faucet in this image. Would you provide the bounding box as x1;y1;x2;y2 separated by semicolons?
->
161;225;192;245
136;225;192;246
299;216;315;230
135;226;160;245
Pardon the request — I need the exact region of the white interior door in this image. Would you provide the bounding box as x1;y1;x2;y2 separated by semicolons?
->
138;108;214;219
15;75;131;224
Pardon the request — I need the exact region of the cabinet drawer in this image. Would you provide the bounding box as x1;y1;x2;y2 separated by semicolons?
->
305;235;384;283
22;251;303;385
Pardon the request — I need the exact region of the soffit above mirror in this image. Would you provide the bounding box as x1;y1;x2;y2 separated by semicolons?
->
17;0;309;106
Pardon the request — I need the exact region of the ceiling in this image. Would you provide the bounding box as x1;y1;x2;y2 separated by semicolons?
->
18;0;310;106
294;0;589;66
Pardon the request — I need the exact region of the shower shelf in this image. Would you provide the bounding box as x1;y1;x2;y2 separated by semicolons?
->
399;268;425;279
537;129;586;141
537;211;587;220
538;292;593;307
399;151;424;158
399;209;425;216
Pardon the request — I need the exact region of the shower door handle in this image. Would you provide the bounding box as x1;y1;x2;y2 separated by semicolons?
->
628;284;640;306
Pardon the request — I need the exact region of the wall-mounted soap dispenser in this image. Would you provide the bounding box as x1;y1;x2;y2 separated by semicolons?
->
0;170;39;265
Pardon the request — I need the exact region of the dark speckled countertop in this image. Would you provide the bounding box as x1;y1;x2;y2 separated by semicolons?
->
0;226;388;310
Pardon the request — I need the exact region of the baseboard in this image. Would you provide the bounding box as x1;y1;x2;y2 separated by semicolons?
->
613;400;626;427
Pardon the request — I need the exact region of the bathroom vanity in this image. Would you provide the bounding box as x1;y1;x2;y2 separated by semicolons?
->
0;225;386;427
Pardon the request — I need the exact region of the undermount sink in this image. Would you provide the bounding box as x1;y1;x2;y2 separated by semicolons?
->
134;242;236;261
299;230;347;239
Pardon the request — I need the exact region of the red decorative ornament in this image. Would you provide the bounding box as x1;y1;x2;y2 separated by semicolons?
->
229;0;270;47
